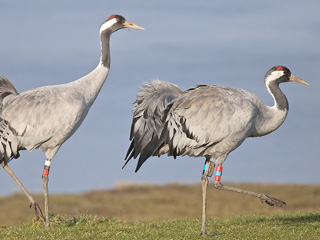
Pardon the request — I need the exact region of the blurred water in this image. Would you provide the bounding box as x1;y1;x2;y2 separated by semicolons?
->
0;0;319;196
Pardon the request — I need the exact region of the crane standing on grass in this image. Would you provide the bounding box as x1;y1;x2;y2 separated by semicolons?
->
124;66;309;235
0;14;143;230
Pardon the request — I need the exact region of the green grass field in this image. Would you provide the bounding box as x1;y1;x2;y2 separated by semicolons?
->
0;212;319;239
0;183;319;239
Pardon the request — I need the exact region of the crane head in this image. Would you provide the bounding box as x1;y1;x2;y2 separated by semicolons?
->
265;66;309;86
100;15;144;33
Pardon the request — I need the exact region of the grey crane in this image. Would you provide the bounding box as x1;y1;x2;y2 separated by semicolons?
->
123;66;309;235
0;14;143;230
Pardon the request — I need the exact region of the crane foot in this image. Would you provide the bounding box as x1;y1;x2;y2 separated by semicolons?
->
200;231;207;236
29;201;45;222
260;194;286;207
45;223;51;231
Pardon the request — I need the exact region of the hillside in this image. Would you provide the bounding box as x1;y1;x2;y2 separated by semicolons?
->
0;183;319;227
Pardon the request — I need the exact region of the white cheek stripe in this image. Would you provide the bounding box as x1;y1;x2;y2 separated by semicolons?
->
45;160;51;167
265;71;284;84
265;70;286;109
100;18;117;32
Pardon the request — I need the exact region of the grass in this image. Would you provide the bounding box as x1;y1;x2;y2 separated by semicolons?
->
0;183;319;239
0;211;319;239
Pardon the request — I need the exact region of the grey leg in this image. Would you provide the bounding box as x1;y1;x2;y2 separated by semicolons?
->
200;158;215;236
42;160;51;230
201;174;209;236
214;181;286;206
1;161;45;221
213;165;286;207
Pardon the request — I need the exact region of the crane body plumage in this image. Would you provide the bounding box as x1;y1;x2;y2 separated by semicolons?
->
0;14;143;230
124;66;309;235
0;66;108;160
125;81;288;170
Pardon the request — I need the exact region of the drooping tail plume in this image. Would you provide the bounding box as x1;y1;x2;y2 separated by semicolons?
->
124;80;183;171
0;77;19;161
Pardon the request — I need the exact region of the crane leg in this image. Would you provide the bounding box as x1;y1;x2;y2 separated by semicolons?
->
42;160;51;230
213;165;286;207
200;158;214;236
201;174;208;236
1;160;45;221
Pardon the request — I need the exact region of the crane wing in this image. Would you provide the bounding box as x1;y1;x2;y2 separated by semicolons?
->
162;84;259;158
1;85;87;154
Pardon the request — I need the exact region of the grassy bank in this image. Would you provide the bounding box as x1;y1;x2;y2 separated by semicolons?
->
0;183;319;239
0;211;319;239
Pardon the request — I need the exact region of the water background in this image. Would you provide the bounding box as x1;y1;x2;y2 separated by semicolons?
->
0;0;319;195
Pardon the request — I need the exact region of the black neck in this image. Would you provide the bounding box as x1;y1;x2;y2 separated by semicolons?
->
267;81;288;111
100;30;111;68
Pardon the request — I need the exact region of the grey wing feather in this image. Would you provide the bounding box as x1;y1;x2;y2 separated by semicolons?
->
0;77;18;114
124;80;183;171
0;84;87;161
0;77;19;160
162;85;259;158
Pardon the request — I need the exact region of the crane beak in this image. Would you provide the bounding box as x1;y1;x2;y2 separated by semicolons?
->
123;20;144;30
289;74;310;86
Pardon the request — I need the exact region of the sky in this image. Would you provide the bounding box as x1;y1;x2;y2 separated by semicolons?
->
0;0;319;196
